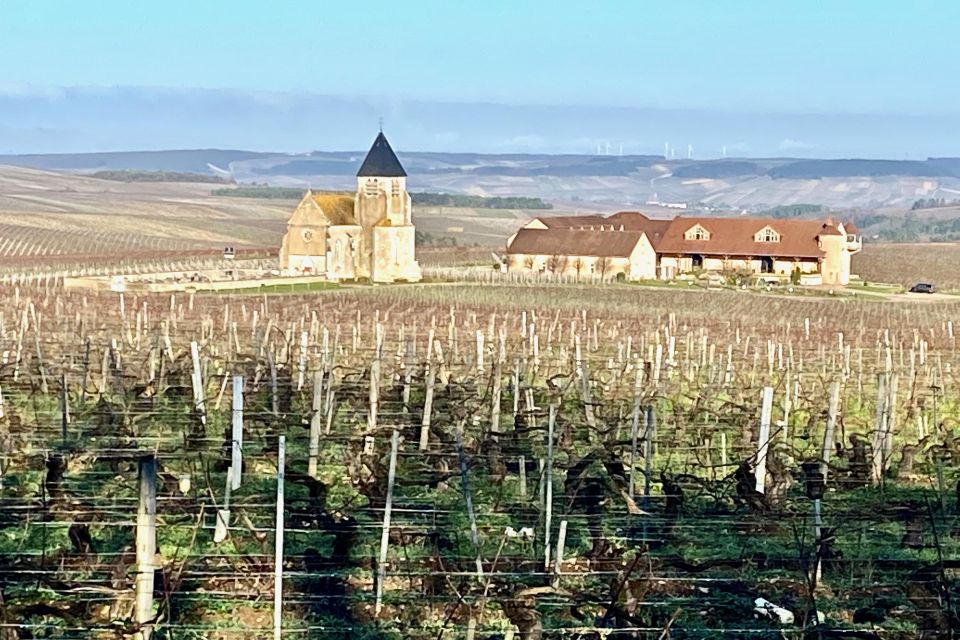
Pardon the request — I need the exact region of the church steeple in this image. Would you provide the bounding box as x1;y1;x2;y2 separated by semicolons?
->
357;132;406;177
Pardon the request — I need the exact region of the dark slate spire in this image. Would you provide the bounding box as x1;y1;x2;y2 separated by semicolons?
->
356;132;406;177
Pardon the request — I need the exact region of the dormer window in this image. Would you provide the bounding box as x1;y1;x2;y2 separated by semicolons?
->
364;178;379;196
755;226;780;243
684;224;710;241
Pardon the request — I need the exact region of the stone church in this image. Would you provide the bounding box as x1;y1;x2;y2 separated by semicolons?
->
279;132;422;283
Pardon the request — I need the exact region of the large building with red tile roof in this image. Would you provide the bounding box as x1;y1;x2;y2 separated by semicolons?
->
505;212;861;285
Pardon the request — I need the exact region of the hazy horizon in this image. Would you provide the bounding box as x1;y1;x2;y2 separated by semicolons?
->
1;86;958;159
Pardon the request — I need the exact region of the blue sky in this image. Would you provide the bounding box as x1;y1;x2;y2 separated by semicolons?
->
0;1;957;154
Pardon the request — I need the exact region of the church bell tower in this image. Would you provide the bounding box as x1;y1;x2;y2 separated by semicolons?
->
354;132;421;282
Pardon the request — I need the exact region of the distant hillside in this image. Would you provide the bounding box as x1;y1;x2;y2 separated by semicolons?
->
6;149;960;210
768;159;955;179
212;186;553;209
0;149;273;173
92;170;233;183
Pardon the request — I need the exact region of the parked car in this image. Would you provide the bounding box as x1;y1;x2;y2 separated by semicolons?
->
909;282;935;294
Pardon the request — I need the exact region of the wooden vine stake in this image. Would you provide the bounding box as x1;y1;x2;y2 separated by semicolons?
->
190;341;206;425
296;330;308;391
821;381;840;480
273;436;286;640
375;429;400;615
755;386;774;493
134;455;157;640
369;326;382;431
455;423;484;579
231;376;243;490
552;519;568;589
214;467;232;544
60;372;69;445
544;404;556;571
643;405;655;501
308;370;323;479
628;366;642;500
419;330;437;451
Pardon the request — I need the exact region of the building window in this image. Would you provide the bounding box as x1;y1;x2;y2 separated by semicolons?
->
755;226;780;243
364;179;379;196
684;224;710;241
391;179;401;197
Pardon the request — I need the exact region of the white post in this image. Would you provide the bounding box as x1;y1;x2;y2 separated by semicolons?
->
190;341;206;424
629;368;642;500
308;370;324;479
134;455;157;640
214;467;232;544
544;404;555;571
297;330;308;391
375;429;400;615
755;386;774;493
273;436;286;640
822;381;840;481
420;342;436;451
231;376;243;491
552;519;568;588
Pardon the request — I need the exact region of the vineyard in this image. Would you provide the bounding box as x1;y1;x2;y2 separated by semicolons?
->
0;281;958;639
0;166;291;276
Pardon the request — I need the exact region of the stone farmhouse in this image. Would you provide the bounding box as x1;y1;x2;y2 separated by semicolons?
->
505;212;862;285
279;132;422;283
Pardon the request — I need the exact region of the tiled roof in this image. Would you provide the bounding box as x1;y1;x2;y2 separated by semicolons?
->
357;132;406;177
511;212;843;260
608;211;672;243
655;217;833;258
531;215;608;229
311;193;356;225
507;228;646;258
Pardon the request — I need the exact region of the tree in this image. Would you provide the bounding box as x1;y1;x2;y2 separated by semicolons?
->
546;255;567;275
572;258;585;281
597;256;610;281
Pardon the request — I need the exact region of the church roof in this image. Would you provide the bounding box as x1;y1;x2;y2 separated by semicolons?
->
311;193;356;225
357;132;407;177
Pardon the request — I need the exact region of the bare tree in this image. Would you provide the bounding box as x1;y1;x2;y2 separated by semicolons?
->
597;256;610;281
572;258;584;281
546;254;567;275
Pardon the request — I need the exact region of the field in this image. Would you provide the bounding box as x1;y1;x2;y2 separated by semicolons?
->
0;166;288;272
0;165;959;638
0;280;958;638
854;243;960;290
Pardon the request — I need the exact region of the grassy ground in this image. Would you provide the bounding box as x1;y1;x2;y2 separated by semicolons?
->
195;280;339;295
